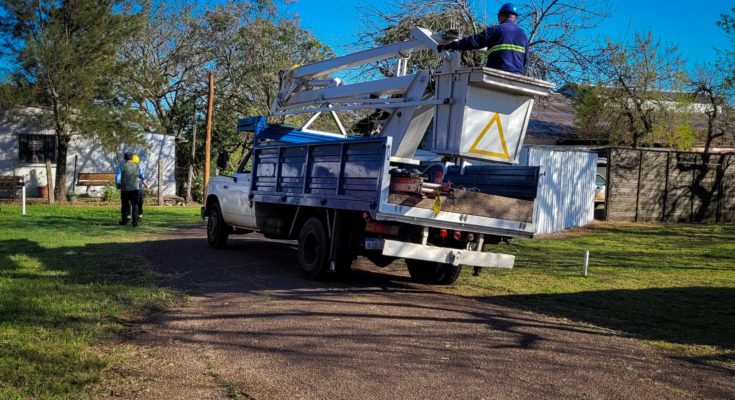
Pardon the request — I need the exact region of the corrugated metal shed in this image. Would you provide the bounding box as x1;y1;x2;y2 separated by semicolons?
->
519;146;597;234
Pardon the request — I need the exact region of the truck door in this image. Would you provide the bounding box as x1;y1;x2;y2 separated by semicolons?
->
224;151;256;229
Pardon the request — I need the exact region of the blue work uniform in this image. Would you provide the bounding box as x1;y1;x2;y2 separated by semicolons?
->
452;20;529;74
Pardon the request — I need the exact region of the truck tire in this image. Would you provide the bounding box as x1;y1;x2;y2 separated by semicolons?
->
437;264;462;285
406;259;462;285
297;217;329;279
207;203;230;249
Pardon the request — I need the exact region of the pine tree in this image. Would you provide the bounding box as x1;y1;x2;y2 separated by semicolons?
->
0;0;147;201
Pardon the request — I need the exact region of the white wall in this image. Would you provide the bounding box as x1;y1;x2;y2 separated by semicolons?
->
520;146;597;234
0;108;176;197
67;134;176;196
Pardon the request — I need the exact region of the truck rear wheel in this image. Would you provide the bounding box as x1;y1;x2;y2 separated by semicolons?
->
406;259;462;285
207;203;229;249
297;217;329;279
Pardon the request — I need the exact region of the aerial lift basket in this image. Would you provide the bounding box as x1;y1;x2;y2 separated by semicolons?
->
431;67;555;164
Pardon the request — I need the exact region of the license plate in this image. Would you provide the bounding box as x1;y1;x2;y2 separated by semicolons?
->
364;238;384;251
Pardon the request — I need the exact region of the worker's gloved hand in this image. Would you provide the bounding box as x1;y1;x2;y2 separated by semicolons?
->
437;42;458;52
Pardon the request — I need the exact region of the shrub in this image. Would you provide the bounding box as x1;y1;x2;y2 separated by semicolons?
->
102;185;120;202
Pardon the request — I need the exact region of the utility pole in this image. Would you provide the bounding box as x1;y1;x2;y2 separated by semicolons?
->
203;72;214;196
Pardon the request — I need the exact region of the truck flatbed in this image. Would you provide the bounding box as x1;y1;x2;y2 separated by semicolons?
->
249;131;537;238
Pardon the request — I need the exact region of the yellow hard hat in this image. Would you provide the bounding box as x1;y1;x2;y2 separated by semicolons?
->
132;154;140;163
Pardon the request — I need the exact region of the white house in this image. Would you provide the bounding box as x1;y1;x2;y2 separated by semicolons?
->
0;107;176;197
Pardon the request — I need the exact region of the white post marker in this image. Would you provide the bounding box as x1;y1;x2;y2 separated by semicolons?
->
21;184;26;216
583;250;589;277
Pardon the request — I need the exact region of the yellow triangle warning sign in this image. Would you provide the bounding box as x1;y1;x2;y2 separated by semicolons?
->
468;113;510;160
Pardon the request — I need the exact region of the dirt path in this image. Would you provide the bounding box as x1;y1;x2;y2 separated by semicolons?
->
107;225;734;399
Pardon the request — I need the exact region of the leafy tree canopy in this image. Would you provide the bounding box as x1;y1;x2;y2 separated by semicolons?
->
0;0;149;200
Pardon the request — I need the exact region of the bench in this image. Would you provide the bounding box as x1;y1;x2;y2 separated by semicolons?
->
0;175;25;200
76;172;116;193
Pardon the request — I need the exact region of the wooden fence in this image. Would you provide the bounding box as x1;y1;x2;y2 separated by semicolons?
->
606;148;735;223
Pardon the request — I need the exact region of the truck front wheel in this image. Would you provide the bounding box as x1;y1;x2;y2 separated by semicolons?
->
406;259;462;285
207;203;230;249
297;217;329;279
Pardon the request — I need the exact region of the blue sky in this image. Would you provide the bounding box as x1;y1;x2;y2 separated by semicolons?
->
284;0;732;68
2;1;731;79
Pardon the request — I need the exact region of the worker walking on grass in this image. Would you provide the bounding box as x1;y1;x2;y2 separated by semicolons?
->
116;152;146;227
437;2;528;74
131;154;149;222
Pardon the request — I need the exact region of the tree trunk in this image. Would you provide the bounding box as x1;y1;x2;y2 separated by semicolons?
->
46;159;55;204
55;134;71;203
704;135;714;154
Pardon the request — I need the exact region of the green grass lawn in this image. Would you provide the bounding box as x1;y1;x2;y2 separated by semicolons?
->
0;204;198;399
448;223;735;369
2;204;734;397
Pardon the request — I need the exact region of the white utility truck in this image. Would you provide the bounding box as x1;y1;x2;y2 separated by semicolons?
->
202;27;554;284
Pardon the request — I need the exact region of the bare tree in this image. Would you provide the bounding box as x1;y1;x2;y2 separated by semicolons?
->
118;0;216;137
119;1;283;198
591;32;686;148
195;2;333;169
357;0;611;84
521;0;611;82
690;64;735;152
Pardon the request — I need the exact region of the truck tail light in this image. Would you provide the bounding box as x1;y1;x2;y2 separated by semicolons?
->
434;170;443;183
439;229;448;238
365;222;400;236
453;231;462;240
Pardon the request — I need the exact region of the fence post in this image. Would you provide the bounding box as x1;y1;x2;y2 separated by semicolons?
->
605;148;612;219
158;159;164;206
45;159;55;204
634;149;643;222
716;155;725;223
690;166;695;223
22;184;26;216
662;151;670;221
186;98;196;204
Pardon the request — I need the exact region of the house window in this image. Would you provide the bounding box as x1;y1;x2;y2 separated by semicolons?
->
18;134;56;163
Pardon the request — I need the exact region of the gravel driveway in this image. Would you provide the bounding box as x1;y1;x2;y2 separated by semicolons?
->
108;226;735;399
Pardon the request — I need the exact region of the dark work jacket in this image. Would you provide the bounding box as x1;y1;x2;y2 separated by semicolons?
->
453;20;529;74
120;162;140;192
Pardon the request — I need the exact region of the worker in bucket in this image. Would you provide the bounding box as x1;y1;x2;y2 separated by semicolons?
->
131;154;149;222
437;2;528;74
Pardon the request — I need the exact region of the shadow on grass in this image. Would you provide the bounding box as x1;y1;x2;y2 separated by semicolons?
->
3;227;735;398
586;224;735;238
0;237;163;398
477;287;735;363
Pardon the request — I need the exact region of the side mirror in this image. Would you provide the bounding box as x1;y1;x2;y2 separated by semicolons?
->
216;150;229;170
